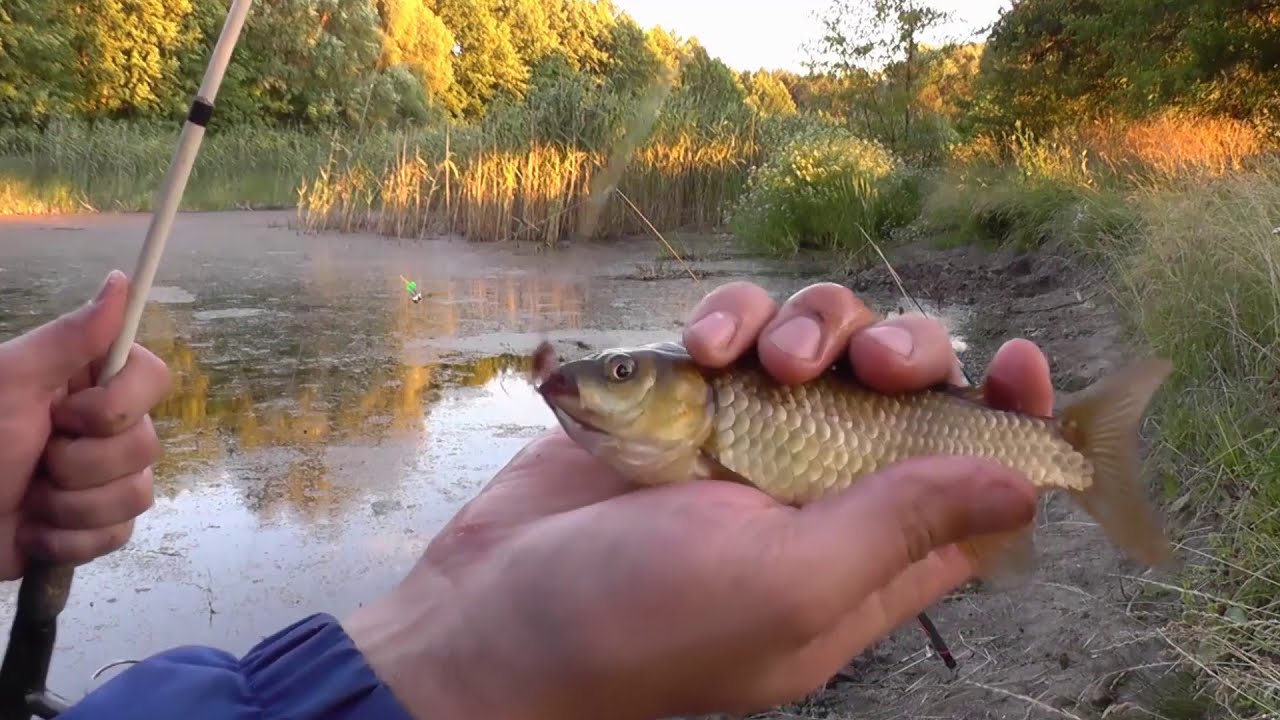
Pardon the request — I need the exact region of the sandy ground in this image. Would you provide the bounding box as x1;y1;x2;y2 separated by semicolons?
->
0;211;1180;717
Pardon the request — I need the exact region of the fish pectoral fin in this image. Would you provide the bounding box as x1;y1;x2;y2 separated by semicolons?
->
622;445;714;486
957;523;1037;590
694;451;754;486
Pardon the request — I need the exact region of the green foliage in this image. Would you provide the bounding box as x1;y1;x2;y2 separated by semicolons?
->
479;55;625;149
375;0;456;106
802;0;960;160
431;0;528;118
0;1;75;124
973;0;1280;134
729;123;919;254
742;70;798;117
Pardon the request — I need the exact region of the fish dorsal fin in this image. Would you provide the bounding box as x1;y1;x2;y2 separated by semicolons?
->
640;340;694;361
932;381;987;405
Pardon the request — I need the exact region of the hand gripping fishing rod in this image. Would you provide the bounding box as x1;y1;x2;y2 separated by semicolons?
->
0;2;253;717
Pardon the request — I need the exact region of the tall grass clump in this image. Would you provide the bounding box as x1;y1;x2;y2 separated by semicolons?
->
920;113;1271;252
1107;158;1280;717
0;120;341;214
920;123;1138;251
728;123;921;257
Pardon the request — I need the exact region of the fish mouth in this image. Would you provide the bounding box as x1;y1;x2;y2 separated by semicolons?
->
550;405;609;438
535;369;578;401
537;371;608;436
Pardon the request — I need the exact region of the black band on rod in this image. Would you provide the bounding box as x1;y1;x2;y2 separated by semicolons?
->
186;98;215;128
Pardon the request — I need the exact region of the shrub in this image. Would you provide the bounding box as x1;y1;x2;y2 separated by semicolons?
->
728;125;919;255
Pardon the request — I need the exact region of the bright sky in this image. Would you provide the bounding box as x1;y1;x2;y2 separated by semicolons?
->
612;0;1011;73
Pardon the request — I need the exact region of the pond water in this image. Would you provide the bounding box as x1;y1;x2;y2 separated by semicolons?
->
0;210;971;701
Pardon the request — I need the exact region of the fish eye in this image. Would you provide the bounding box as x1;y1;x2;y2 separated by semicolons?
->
605;354;636;382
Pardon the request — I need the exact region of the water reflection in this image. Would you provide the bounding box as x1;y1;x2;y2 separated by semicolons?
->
139;272;569;527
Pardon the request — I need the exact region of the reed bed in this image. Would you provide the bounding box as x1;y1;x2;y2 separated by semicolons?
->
295;130;764;244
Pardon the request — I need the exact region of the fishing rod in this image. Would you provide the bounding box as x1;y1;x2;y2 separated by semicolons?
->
0;1;254;717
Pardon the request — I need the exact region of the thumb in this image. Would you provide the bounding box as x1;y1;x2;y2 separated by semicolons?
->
2;270;130;390
784;456;1036;617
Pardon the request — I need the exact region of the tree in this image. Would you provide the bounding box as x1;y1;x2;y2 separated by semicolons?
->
494;0;558;68
743;70;798;116
804;0;952;144
67;0;199;118
431;0;529;118
375;0;456;108
0;1;76;123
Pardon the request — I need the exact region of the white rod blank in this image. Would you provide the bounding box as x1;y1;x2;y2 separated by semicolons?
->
98;0;254;384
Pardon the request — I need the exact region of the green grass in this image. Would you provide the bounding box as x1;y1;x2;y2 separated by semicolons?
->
926;150;1280;717
1106;161;1280;717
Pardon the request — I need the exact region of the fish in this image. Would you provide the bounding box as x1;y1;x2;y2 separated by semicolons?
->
531;339;1177;584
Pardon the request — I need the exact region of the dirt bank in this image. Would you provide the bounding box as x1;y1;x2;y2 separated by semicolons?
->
704;241;1182;720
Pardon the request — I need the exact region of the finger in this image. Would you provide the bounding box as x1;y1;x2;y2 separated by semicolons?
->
758;545;973;698
758;283;877;385
0;270;128;391
682;282;778;367
775;456;1036;633
43;417;162;490
24;469;155;530
847;314;961;394
51;343;172;437
813;544;973;663
983;339;1055;417
17;519;135;566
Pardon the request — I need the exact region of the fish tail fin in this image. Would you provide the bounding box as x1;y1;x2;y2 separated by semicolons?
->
1059;357;1177;568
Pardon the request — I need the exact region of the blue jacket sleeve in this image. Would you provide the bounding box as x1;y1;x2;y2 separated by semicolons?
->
60;613;415;719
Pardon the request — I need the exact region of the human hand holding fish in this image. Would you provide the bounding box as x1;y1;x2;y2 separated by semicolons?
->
340;280;1173;720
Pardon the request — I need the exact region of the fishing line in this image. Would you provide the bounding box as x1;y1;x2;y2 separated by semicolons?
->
0;2;254;718
856;230;965;670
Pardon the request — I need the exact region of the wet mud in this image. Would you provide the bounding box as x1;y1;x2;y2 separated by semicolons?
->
0;211;1172;717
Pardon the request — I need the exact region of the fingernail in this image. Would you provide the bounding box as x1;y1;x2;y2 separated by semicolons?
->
92;270;121;305
688;311;738;351
768;315;822;361
865;324;915;359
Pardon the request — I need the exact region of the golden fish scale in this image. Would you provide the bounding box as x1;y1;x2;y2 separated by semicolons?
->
704;369;1092;505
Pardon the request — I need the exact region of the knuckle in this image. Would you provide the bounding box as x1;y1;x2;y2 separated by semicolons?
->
132;416;164;467
89;522;134;561
41;437;75;484
121;469;156;518
97;396;133;435
698;281;773;314
137;344;174;396
787;283;872;330
790;282;856;309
